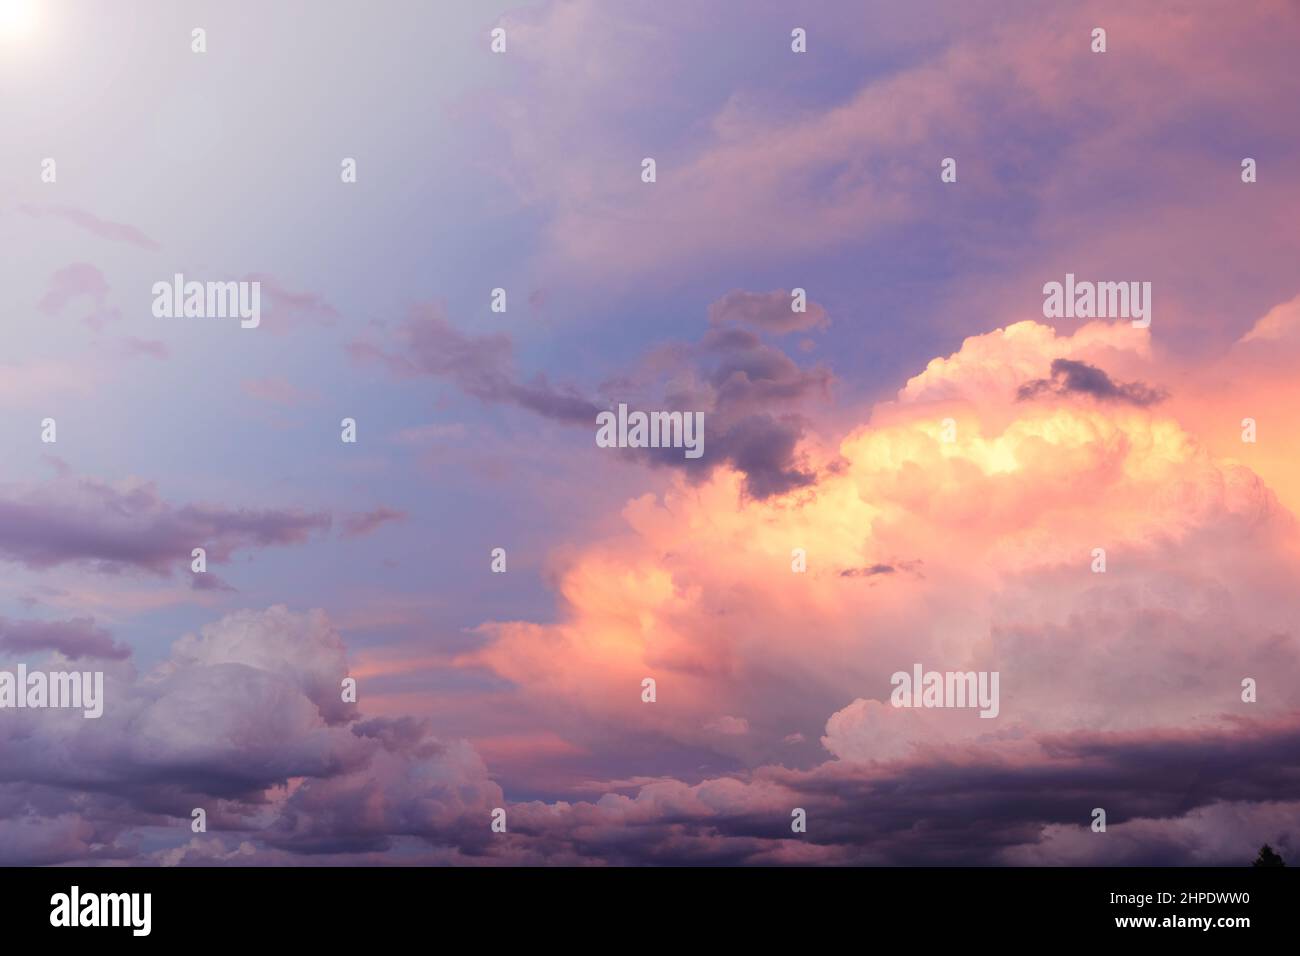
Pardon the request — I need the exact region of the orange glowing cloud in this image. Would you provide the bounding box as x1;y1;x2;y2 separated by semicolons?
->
467;301;1300;769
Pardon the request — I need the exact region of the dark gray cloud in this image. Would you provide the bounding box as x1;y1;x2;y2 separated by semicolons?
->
843;564;895;576
499;714;1300;866
1017;359;1166;406
654;326;830;497
840;560;922;578
351;301;833;499
703;413;816;498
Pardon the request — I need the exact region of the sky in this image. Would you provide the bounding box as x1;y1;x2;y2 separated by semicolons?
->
1;0;1299;865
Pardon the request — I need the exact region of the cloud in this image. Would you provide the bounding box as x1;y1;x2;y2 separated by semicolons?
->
341;507;407;538
38;263;109;316
706;715;750;736
0;358;103;405
241;274;341;334
259;719;501;855
8;293;1300;869
353;302;833;498
165;606;355;724
0;475;330;575
20;204;160;251
241;377;320;407
54;299;1275;867
349;305;601;425
36;262;120;332
465;308;1300;831
598;322;834;497
708;289;829;335
702;412;817;498
839;561;921;579
490;713;1300;866
1003;799;1300;866
190;572;237;593
6;0;1300;868
897;320;1152;406
1017;358;1165;406
0;606;502;865
481;0;1300;287
1239;292;1300;345
0;615;130;660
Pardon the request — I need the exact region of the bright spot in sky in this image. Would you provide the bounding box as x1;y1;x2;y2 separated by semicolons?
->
0;0;38;43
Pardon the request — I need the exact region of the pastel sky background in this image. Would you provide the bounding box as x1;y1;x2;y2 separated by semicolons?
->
2;0;1299;865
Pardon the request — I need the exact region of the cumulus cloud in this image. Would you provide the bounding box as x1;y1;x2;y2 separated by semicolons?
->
486;713;1300;866
897;320;1152;406
0;606;501;865
9;301;1300;866
459;309;1300;861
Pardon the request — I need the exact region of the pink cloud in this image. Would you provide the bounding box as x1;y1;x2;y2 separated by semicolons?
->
20;203;160;250
241;377;321;407
37;263;109;316
464;304;1300;782
482;1;1300;286
340;507;407;538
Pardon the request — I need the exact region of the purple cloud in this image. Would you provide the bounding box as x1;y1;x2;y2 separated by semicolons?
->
708;289;830;335
0;615;130;660
354;301;831;498
341;507;407;538
0;475;330;575
349;305;602;424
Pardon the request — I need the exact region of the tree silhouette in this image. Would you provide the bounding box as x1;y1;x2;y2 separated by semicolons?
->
1252;844;1286;867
